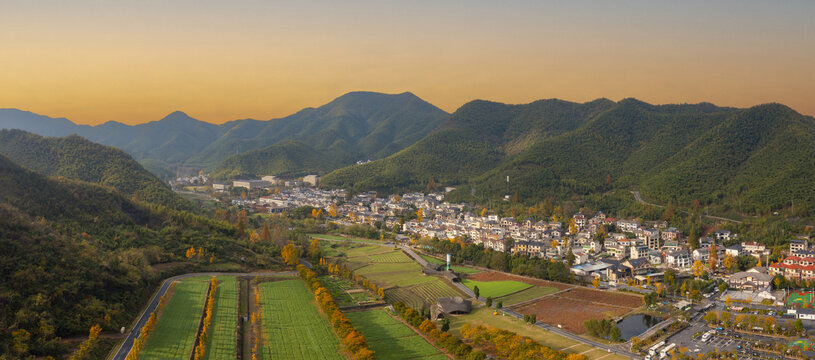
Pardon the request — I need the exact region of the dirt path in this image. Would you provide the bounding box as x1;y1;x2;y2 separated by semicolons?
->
631;190;742;224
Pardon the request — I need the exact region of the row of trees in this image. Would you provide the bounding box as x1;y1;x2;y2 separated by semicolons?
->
459;323;586;360
583;319;622;342
297;265;374;359
126;282;175;360
67;324;102;360
193;278;218;360
319;259;386;299
703;310;803;336
392;302;484;360
250;286;262;360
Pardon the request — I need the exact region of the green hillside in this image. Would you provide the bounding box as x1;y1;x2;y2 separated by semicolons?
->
210;140;345;179
0;129;189;210
0;154;236;358
204;91;449;178
324;98;815;214
320;98;615;192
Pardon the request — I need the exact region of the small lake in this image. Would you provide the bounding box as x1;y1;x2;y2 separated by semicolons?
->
616;314;663;340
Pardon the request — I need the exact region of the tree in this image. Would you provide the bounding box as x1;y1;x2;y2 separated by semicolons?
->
692;260;705;278
416;208;423;222
663;201;674;221
473;286;480;298
496;301;503;309
485;297;492;307
687;225;699;250
709;238;718;271
480;208;487;217
329;203;338;218
774;276;782;290
723;255;735;273
426;177;437;192
250;230;260;243
260;224;271;242
511;191;519;203
609;326;621;342
794;318;804;333
703;311;719;324
592;277;601;288
185;247;196;259
568;217;577;235
309;238;322;260
565;247;575;267
281;244;299;265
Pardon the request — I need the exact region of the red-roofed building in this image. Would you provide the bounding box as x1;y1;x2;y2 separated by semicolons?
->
770;254;815;280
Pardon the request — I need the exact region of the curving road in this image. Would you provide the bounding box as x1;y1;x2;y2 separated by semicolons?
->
631;191;742;224
110;271;294;360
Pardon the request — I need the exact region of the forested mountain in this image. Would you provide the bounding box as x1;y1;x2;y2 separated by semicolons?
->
206;91;448;178
322;99;815;214
319;98;615;192
0;154;237;358
0;129;189;210
0;91;448;177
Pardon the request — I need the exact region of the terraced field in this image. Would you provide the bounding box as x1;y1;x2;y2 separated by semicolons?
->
259;279;343;360
140;277;210;359
386;279;462;309
461;279;531;298
203;276;238;360
347;310;448;360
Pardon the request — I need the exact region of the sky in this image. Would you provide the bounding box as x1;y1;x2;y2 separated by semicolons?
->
1;0;813;125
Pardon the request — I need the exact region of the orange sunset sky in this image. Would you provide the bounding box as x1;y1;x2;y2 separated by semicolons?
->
1;1;813;125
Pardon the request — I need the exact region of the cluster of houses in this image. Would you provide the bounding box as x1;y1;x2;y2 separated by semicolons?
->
214;179;815;293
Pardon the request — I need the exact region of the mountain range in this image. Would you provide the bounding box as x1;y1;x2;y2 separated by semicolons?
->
3;92;814;213
0;91;448;179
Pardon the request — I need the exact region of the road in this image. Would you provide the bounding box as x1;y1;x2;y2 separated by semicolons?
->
110;271;294;360
631;191;742;224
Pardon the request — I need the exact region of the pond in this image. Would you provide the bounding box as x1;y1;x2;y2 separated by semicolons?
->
616;314;663;340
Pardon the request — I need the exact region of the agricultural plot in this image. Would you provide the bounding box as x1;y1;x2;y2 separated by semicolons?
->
259;279;343;360
386;279;462;309
461;279;531;298
420;254;481;274
494;286;559;305
203;276;238;360
320;275;380;307
347;310;446;360
140;277;210;359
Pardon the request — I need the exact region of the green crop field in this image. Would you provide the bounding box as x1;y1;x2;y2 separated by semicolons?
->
495;286;559;305
420;254;480;274
325;243;464;308
461;279;531;298
347;310;445;360
140;276;210;359
203;276;238;360
259;279;343;360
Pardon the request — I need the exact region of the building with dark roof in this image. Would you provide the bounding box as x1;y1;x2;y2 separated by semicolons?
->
431;297;472;320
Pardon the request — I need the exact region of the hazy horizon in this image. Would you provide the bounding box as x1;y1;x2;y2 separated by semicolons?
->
2;0;813;125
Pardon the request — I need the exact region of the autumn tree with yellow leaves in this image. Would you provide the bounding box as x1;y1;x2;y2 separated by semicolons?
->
281;243;300;265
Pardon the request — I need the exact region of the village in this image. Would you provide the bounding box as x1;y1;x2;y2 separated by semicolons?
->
194;176;815;358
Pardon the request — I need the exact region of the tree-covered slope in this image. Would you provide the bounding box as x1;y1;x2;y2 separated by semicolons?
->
320;98;615;192
0;154;235;358
0;129;189;210
210;140;346;179
202;91;449;177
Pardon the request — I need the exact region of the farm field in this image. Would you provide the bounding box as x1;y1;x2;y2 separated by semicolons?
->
140;276;210;359
203;276;238;360
558;287;642;308
466;271;574;290
419;254;480;274
347;310;447;360
461;279;531;298
258;279;343;360
513;296;633;334
447;308;627;360
320;275;381;308
325;243;464;308
494;286;559;305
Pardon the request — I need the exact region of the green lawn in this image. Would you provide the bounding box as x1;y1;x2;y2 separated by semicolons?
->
495;286;559;305
448;308;628;360
203;276;237;360
347;309;444;360
259;279;343;360
461;279;531;299
420;254;480;274
141;276;210;359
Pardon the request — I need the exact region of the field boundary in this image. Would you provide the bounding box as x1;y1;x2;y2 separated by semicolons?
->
189;279;213;360
384;310;454;359
505;287;573;308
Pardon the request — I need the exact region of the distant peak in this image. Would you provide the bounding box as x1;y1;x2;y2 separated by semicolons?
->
161;110;193;121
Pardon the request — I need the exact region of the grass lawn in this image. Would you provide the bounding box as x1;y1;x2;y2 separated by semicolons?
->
141;276;210;359
420;254;480;274
461;279;531;299
447;308;627;360
203;276;238;360
347;310;444;360
495;286;559;305
259;279;343;360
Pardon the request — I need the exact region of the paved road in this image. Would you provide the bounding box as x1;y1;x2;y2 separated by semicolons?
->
110;271;295;360
631;191;742;224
